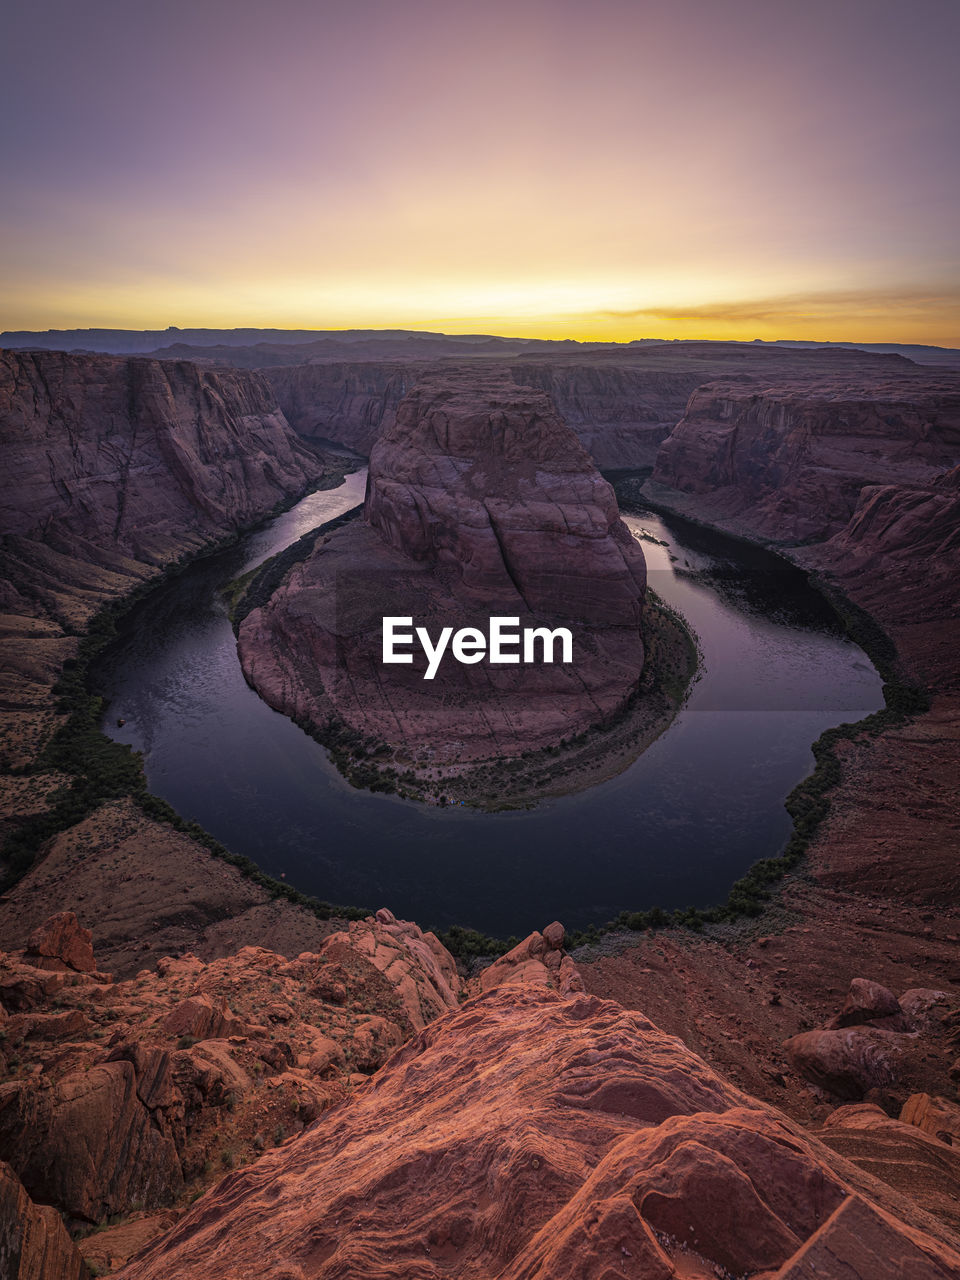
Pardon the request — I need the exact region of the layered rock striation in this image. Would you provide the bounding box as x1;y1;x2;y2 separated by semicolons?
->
0;348;327;763
119;981;960;1280
238;371;648;774
651;371;960;543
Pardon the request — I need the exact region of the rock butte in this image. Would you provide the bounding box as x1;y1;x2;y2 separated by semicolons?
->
237;370;648;765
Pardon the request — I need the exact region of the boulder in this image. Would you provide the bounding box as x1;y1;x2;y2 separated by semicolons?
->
23;913;96;975
901;1094;960;1147
784;1027;907;1099
161;995;246;1042
835;978;902;1028
306;1037;345;1077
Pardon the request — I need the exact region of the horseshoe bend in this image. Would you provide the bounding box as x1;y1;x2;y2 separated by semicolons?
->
234;370;697;806
0;335;958;1280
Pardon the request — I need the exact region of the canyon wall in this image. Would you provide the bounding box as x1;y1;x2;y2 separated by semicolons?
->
508;360;709;467
0;349;327;763
265;360;417;453
651;372;960;543
264;344;920;472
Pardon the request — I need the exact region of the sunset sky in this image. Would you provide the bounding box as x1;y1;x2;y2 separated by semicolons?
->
2;0;958;344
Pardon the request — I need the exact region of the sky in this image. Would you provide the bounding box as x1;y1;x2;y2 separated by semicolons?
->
2;0;958;345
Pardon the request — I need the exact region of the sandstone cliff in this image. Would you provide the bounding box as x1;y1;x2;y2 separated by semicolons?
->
265;360;416;453
0;349;327;763
635;363;960;918
264;343;917;471
651;371;960;543
238;371;650;790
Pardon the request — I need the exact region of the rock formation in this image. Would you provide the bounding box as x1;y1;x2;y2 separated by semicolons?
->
0;908;470;1267
118;982;960;1280
265;360;416;453
238;370;648;779
652;371;960;542
0;348;328;766
0;1160;83;1280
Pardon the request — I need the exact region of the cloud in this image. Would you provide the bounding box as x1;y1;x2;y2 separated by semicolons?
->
599;286;960;328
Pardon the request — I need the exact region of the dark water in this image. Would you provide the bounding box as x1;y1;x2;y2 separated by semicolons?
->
94;472;883;937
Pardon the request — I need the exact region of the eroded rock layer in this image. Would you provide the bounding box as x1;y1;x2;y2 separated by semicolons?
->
119;984;960;1280
238;371;647;765
651;371;960;542
0;348;327;764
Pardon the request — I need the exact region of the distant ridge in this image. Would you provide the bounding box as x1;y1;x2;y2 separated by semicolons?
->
2;326;958;367
0;326;602;357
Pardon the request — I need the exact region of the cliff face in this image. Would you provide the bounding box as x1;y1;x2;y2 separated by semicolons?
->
365;373;646;624
261;344;918;473
119;980;960;1280
238;371;648;779
0;349;326;763
642;366;960;916
265;361;422;453
508;361;708;468
652;372;960;543
0;350;322;557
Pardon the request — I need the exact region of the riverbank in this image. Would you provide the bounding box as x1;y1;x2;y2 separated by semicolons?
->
575;473;960;1123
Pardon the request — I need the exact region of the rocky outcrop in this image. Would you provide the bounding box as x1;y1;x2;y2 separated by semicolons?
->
652;371;960;542
0;910;458;1242
118;984;960;1280
23;913;97;975
238;370;647;779
475;921;583;996
0;1160;83;1280
321;908;464;1030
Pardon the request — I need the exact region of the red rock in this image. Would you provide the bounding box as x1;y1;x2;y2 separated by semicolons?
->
542;920;565;950
899;989;951;1031
901;1094;960;1146
0;1061;183;1222
23;912;96;974
784;1027;908;1099
477;926;584;998
652;372;960;542
78;1212;177;1276
116;986;960;1280
238;371;648;772
836;978;902;1028
320;914;464;1031
306;1037;345;1076
161;995;246;1042
0;1159;83;1280
350;1016;403;1072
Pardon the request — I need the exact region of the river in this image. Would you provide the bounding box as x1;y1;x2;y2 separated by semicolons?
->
93;469;883;937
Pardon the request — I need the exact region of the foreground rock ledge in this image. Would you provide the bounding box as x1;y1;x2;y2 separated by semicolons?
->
118;985;960;1280
239;371;648;773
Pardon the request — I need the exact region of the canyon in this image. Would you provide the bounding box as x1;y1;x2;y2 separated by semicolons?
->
0;334;958;1277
